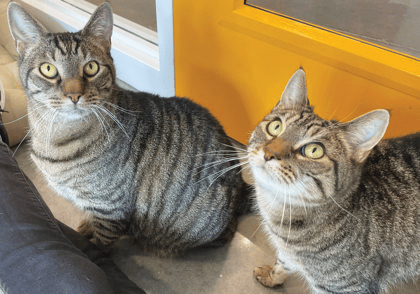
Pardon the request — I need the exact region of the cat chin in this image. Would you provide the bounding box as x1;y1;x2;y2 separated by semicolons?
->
56;108;90;121
250;163;292;187
255;182;311;208
248;150;296;184
251;166;323;207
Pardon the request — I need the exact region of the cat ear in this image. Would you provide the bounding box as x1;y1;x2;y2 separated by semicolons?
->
7;2;47;55
342;109;390;163
277;68;310;109
82;3;113;44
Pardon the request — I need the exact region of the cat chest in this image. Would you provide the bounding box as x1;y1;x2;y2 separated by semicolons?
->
31;152;134;210
31;151;98;182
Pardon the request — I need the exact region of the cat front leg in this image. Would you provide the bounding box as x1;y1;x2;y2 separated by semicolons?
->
254;259;289;288
78;219;95;239
77;216;127;247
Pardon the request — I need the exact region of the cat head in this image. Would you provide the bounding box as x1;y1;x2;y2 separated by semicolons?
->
7;2;115;118
248;69;389;205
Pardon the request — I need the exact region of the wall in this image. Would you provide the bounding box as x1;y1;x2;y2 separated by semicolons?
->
173;0;420;144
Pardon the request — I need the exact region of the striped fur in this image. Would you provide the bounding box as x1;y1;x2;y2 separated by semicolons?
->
248;69;420;293
8;2;251;255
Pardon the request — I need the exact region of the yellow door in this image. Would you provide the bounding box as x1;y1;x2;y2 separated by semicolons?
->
173;0;420;143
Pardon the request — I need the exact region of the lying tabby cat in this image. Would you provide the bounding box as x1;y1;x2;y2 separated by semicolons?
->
248;69;420;293
8;2;251;255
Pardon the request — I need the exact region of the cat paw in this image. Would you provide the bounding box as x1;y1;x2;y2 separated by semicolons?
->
77;220;94;239
254;265;287;288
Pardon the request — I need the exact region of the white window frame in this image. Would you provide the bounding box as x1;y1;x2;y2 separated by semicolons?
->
19;0;175;97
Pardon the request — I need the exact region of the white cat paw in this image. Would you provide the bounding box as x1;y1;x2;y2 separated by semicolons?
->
254;265;287;288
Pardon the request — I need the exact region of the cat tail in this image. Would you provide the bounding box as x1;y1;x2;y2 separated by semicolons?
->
228;137;255;215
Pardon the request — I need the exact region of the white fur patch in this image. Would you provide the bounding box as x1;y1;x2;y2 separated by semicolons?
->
249;149;322;208
0;280;8;294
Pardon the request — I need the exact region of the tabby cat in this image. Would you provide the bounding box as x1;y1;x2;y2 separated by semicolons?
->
248;69;420;293
7;2;251;255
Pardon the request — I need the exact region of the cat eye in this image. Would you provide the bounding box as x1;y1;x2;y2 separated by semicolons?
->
39;63;58;79
84;61;99;77
266;119;283;136
302;143;324;159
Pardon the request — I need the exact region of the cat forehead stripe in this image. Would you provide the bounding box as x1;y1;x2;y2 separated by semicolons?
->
52;33;82;56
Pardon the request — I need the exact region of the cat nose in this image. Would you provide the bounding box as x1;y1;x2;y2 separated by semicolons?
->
263;141;291;161
63;78;83;104
67;93;82;104
263;145;277;161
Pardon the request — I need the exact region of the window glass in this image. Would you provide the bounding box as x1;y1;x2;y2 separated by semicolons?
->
246;0;420;58
84;0;157;32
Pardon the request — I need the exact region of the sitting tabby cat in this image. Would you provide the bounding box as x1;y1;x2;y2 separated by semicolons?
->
248;69;420;293
7;2;251;255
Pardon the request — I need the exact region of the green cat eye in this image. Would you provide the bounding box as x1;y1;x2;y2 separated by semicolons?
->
84;61;99;77
39;63;58;79
302;143;324;159
266;119;283;136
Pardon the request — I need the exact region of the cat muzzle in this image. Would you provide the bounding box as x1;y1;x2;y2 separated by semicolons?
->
63;78;83;104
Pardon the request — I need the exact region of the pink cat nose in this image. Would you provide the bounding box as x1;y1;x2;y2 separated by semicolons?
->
263;141;291;161
67;93;82;104
63;78;83;104
263;146;276;161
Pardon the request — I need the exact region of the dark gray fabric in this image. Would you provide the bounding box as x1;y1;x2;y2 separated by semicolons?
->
58;222;146;294
0;140;145;294
0;107;9;145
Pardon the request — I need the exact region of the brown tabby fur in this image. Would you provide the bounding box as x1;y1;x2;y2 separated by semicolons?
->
248;69;420;293
8;2;251;256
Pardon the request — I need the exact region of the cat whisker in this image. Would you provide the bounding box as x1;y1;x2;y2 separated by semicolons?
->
45;111;59;156
92;105;130;139
237;161;250;176
205;161;247;192
194;148;242;156
301;196;308;216
12;128;32;157
193;160;247;189
98;111;113;142
198;156;249;177
103;101;141;115
296;186;308;216
12;105;53;156
12;102;45;121
214;160;248;178
280;192;286;229
0;112;29;126
219;141;247;152
250;219;264;240
94;107;110;129
195;160;238;177
220;143;248;156
286;193;292;247
327;194;359;221
91;108;111;143
196;154;249;172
